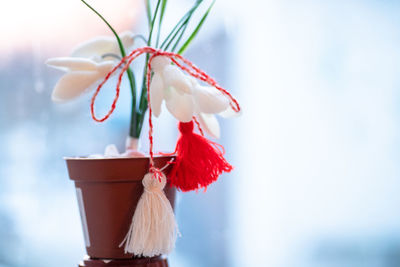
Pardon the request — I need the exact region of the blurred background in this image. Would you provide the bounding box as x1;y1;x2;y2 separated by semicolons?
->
1;0;400;266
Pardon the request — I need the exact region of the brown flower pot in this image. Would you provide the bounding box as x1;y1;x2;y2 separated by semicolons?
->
65;156;176;266
78;256;168;267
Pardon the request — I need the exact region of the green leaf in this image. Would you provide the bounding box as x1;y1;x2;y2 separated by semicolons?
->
171;0;206;52
160;14;189;49
145;0;152;27
148;0;162;46
136;0;162;134
178;0;215;55
171;20;188;52
80;0;124;55
132;34;148;44
164;18;189;50
156;0;168;47
160;0;203;50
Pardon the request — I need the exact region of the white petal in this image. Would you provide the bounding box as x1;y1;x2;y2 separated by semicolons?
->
104;144;120;157
193;85;229;114
96;60;116;75
149;72;164;117
119;31;135;51
188;76;198;87
219;105;242;118
71;31;134;60
71;36;116;58
162;65;191;94
51;71;101;102
197;113;220;139
165;87;194;122
151;56;170;72
46;57;97;71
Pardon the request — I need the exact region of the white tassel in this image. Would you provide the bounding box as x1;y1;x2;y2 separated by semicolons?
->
120;171;179;257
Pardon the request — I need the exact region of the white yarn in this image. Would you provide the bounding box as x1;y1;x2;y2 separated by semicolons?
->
120;172;179;257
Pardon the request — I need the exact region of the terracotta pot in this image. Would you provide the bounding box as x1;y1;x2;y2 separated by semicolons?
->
65;156;176;262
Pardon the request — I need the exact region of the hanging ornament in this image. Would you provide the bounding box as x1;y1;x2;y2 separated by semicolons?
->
90;46;241;255
120;170;178;257
169;120;233;191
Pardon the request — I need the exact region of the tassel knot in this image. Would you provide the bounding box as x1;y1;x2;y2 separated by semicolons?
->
143;170;166;192
179;121;194;133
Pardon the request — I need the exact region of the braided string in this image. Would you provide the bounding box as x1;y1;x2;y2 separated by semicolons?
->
90;46;241;169
192;116;204;136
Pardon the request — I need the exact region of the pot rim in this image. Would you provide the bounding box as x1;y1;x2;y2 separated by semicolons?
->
64;154;175;161
65;155;176;182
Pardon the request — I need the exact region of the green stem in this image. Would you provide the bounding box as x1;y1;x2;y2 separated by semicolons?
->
159;14;188;49
136;0;162;137
80;0;138;138
171;23;188;52
178;0;215;55
160;0;202;50
164;19;189;51
133;34;148;44
145;0;152;27
81;0;212;140
156;0;168;47
148;0;162;48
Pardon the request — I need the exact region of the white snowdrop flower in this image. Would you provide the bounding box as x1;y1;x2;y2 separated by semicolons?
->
150;56;193;122
149;56;237;137
71;31;135;62
218;105;242;118
164;85;195;122
191;82;230;114
47;31;134;102
150;56;192;94
196;112;221;139
46;57;114;102
190;78;230;139
194;101;241;138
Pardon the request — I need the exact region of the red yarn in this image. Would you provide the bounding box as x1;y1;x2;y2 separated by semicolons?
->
90;46;241;173
169;121;233;192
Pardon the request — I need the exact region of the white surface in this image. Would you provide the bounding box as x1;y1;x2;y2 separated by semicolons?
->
76;188;90;248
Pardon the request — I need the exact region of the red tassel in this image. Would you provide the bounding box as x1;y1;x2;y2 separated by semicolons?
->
169;121;233;192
